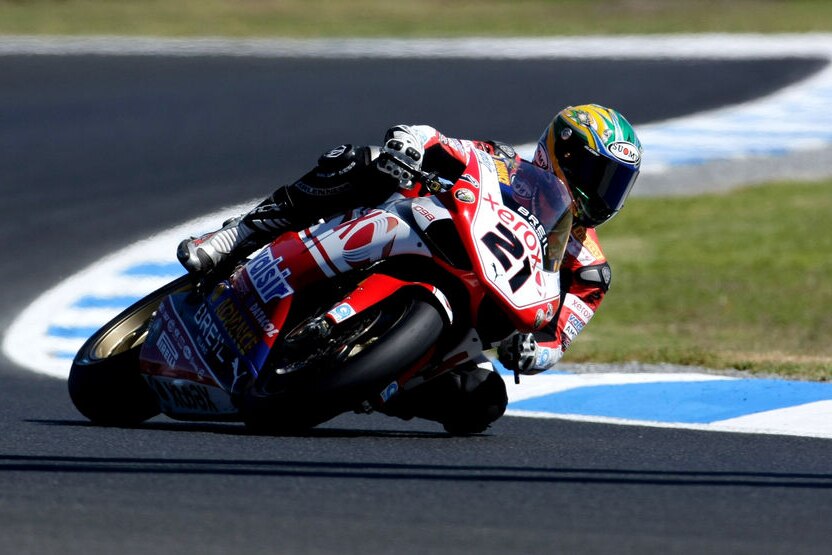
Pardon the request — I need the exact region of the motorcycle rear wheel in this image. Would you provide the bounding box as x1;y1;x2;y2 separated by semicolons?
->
242;293;445;433
68;275;193;426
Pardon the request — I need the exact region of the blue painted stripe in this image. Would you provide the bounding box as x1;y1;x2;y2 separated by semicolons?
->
121;262;184;277
51;351;78;360
72;295;140;309
46;325;98;339
510;379;832;424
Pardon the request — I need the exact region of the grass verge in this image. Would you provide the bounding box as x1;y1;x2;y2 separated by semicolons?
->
563;178;832;380
1;0;832;37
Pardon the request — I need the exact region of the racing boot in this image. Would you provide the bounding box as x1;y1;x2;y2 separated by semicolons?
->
177;215;259;274
177;190;296;274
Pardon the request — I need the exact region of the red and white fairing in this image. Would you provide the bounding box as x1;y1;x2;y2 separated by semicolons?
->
300;207;432;278
439;149;561;332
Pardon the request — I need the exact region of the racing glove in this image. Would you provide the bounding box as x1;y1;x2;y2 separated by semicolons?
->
377;125;425;189
497;332;540;375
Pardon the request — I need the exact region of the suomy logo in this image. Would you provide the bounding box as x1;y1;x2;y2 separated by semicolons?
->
608;141;640;164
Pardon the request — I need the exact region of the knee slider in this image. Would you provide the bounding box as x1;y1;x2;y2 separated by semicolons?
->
576;262;612;292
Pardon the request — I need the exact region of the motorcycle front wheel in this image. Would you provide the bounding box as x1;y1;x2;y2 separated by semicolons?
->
242;292;445;433
68;275;193;426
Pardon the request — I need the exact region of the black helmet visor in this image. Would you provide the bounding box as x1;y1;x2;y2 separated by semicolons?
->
556;134;639;227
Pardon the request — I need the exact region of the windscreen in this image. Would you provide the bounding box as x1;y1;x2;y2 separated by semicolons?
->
499;159;576;271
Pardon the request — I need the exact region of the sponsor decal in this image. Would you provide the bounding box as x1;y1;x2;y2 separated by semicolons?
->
246;248;294;304
479;192;551;298
482;193;545;266
380;381;399;403
247;299;280;338
193;303;227;363
342;215;398;267
474;148;496;172
229;357;249;394
565;294;594;323
214;297;259;355
564;322;580;341
582;234;604;261
511;178;534;200
536;347;551;367
412;204;436;222
533;144;551;171
328;302;356;323
150;378;223;414
568;230;601;264
567;314;585;334
455;188;476;204
156;331;179;368
448;138;465;153
295;179;351;196
494;159;511;186
608;141;641;164
534;309;545;329
517;206;548;249
153;300;203;375
307;210;401;276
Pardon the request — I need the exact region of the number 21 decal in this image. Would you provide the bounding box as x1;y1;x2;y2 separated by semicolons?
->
481;223;532;293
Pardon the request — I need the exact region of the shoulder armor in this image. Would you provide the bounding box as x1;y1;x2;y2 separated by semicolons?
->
576;262;612;292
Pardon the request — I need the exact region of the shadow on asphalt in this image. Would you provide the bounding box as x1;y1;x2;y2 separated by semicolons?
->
4;448;832;489
26;418;455;438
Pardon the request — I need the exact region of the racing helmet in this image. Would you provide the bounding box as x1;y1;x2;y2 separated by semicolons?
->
533;104;642;227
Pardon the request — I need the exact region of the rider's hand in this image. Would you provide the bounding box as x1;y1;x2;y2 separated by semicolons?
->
377;125;424;189
497;332;539;375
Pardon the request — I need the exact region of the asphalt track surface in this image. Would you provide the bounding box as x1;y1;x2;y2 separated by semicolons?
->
3;54;832;554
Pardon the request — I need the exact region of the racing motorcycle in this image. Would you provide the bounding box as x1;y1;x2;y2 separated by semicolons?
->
68;148;575;433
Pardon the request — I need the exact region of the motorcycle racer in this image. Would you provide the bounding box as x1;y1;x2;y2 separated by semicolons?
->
177;104;642;433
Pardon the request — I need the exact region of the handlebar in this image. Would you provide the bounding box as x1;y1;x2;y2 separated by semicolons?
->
377;151;453;195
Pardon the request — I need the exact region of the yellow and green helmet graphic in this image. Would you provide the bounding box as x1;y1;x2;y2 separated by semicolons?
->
535;104;642;227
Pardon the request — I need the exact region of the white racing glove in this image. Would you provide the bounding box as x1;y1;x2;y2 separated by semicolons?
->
497;332;540;375
377;125;425;189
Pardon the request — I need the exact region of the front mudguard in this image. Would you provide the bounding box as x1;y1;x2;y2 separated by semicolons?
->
324;273;454;327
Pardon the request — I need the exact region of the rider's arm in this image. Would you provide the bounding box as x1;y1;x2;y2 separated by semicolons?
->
384;125;474;185
530;227;612;372
469;139;518;160
385;125;519;183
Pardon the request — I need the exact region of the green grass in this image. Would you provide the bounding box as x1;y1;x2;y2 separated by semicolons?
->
1;0;832;37
563;179;832;380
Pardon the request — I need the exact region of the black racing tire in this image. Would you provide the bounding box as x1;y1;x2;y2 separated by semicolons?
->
242;294;445;434
68;275;193;426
